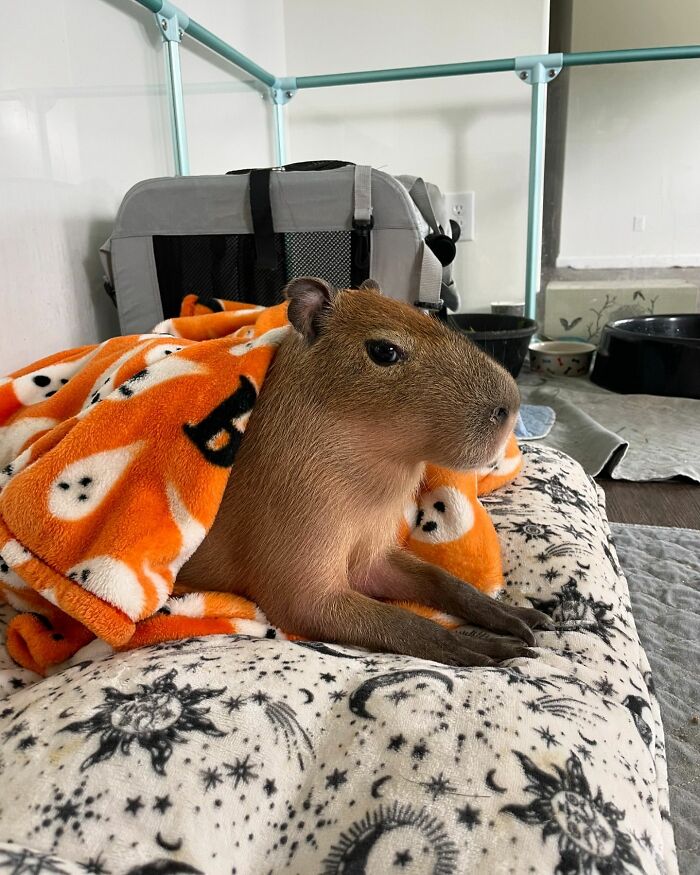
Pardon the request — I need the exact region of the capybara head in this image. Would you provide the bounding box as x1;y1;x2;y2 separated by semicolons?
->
283;276;520;471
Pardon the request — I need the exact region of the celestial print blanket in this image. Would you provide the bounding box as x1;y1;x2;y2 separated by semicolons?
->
0;446;677;875
0;294;521;676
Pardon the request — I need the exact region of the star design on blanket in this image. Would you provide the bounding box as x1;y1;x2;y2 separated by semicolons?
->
224;754;259;788
393;849;413;867
59;669;226;775
82;853;109;874
502;751;642;874
28;781;103;850
534;725;560;749
421;772;456;801
455;803;481;831
200;765;224;792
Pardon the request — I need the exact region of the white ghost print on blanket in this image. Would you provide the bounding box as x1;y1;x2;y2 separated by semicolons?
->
406;485;475;544
0;446;676;875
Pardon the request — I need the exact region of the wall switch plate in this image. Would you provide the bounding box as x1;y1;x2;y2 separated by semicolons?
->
444;191;475;242
633;215;646;232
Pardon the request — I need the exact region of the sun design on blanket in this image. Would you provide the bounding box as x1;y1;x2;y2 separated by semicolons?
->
321;801;458;875
503;752;642;874
59;669;226;775
0;846;74;875
528;578;618;646
523;471;594;514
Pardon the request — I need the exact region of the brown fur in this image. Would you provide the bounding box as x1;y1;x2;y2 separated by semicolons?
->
178;279;551;665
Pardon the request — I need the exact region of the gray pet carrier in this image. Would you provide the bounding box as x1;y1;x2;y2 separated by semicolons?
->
100;161;461;334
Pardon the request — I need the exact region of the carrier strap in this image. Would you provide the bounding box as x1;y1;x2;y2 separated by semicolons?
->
351;165;373;287
353;165;372;225
415;242;444;311
249;168;278;272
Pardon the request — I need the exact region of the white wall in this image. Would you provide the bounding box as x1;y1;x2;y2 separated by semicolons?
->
0;0;285;373
283;0;550;310
1;0;550;374
558;0;700;269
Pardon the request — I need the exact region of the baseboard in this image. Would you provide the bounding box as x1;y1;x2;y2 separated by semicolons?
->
555;254;700;269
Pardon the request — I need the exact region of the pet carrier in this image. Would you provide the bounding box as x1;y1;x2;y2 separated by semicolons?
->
100;161;461;333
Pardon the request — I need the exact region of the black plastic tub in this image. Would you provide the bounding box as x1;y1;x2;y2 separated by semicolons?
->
591;314;700;399
440;312;538;378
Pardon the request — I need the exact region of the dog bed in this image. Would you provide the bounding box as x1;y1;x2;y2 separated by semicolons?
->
0;446;676;875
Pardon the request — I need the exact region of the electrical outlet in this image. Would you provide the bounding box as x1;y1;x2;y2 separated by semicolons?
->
444;192;475;242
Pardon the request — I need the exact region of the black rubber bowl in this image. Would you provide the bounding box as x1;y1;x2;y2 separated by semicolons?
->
591;314;700;399
441;313;538;378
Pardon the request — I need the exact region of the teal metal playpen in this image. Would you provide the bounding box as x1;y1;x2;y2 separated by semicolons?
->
132;0;700;320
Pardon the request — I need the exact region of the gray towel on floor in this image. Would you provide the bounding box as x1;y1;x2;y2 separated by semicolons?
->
518;369;700;482
521;387;628;476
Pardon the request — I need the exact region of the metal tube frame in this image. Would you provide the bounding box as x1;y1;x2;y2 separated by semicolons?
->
133;0;700;320
270;79;297;166
158;11;190;176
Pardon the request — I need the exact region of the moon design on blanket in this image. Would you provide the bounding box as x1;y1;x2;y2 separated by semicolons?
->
294;642;365;659
622;695;653;747
126;860;202;875
155;833;184;853
348;669;454;720
406;486;475;544
371;775;391;798
485;768;507;794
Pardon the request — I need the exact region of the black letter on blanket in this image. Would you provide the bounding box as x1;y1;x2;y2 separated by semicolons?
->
183;375;257;467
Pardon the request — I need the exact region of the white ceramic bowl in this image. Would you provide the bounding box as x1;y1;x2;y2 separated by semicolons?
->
529;341;597;377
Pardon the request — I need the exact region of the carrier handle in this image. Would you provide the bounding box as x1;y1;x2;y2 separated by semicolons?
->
408;178;441;234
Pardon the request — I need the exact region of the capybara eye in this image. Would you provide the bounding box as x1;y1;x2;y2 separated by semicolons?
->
365;340;405;366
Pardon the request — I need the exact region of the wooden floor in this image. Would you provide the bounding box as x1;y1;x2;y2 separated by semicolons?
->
596;478;700;530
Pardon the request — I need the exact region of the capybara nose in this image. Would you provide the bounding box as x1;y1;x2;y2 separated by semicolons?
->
489;406;510;426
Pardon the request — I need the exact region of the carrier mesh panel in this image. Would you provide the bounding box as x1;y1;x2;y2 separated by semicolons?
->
153;231;352;318
153;234;286;318
284;231;351;290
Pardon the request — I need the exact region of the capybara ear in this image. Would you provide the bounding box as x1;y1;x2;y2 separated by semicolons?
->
283;276;336;343
359;278;382;294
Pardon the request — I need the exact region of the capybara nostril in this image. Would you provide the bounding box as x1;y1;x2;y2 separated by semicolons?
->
490;406;510;426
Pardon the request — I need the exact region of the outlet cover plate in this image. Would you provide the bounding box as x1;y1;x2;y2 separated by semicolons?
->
445;191;475;242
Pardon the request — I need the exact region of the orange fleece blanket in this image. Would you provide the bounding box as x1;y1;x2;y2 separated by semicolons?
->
0;295;521;675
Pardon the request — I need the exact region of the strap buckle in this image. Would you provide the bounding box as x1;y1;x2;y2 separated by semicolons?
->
414;298;445;311
352;215;374;232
